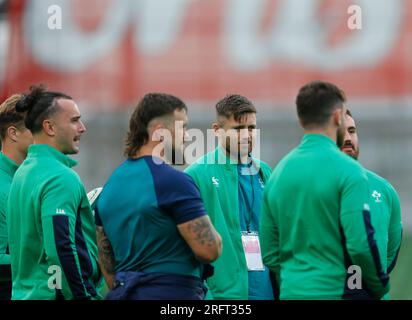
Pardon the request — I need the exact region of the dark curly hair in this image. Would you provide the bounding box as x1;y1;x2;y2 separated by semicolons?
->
124;93;187;157
15;84;72;134
215;94;256;123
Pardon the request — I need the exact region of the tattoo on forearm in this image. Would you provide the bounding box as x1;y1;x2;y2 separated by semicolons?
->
187;217;217;247
96;227;115;275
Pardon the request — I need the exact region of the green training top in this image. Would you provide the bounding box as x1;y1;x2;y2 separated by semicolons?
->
0;153;18;281
260;134;390;300
7;144;102;300
365;170;402;274
366;170;403;300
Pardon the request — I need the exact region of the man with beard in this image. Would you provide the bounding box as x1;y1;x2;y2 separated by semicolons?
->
7;85;104;300
95;93;222;300
260;81;389;299
340;109;402;299
185;94;274;300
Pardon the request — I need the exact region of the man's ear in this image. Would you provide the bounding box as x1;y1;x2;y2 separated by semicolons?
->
298;118;305;129
42;119;56;136
332;109;342;127
6;126;18;142
212;122;221;136
151;123;166;142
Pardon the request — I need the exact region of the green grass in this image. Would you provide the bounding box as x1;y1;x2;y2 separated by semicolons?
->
389;233;412;299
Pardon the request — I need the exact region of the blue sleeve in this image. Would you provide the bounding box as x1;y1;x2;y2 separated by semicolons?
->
148;161;207;225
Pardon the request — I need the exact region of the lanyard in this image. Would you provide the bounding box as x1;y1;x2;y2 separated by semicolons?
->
239;165;256;233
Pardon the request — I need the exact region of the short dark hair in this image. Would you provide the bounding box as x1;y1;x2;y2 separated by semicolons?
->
15;84;72;134
0;94;26;140
124;93;187;157
215;94;256;122
296;81;346;128
346;109;353;118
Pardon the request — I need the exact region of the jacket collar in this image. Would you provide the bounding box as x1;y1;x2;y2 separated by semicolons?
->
213;147;263;179
301;133;338;149
0;152;19;177
27;144;77;168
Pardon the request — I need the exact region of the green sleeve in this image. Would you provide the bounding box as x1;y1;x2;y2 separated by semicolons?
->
340;171;389;299
387;186;402;273
41;172;94;300
0;192;11;266
259;187;280;289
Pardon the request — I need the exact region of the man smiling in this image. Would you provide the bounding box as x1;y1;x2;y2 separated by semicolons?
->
185;94;274;300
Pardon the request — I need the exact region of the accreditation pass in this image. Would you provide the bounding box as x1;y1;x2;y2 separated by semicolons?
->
241;231;265;271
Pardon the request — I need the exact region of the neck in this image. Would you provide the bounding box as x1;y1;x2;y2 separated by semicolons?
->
220;144;250;165
304;127;337;143
132;143;165;160
33;136;62;153
1;143;26;165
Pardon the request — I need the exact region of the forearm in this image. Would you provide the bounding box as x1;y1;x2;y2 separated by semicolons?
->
43;215;92;299
96;226;116;289
178;215;222;263
341;210;389;298
387;228;402;273
387;195;403;273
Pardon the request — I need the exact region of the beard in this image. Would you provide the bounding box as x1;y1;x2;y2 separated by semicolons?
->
164;143;185;165
224;140;252;164
336;126;345;150
341;143;359;160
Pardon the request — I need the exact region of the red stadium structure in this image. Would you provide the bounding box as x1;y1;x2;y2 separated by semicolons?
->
1;0;412;109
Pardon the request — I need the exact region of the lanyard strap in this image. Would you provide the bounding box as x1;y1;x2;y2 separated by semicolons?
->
239;166;256;232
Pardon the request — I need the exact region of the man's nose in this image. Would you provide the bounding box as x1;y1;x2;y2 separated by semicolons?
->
79;120;86;133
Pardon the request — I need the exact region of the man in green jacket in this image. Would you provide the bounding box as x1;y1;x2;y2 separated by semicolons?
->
0;94;33;299
339;109;402;299
260;81;390;299
7;85;103;300
185;94;274;300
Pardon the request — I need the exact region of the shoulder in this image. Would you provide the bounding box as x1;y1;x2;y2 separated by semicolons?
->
365;169;399;199
145;158;198;194
252;158;271;172
365;169;386;185
365;169;391;186
42;164;82;194
332;150;366;177
185;149;219;178
271;147;299;170
55;164;81;184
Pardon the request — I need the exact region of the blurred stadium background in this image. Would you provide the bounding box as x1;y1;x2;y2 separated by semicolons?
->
0;0;411;299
